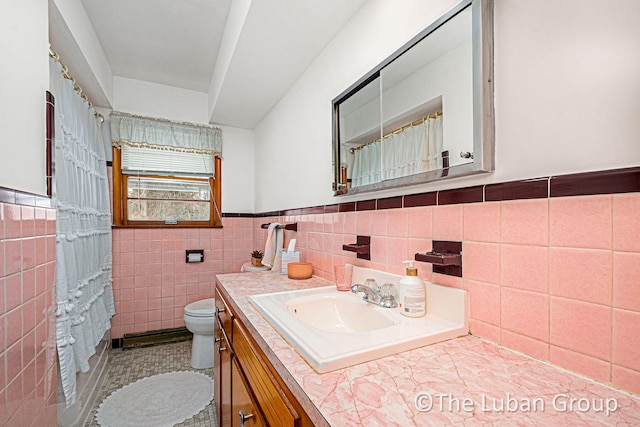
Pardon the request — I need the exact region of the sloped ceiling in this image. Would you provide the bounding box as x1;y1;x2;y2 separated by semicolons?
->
49;0;368;129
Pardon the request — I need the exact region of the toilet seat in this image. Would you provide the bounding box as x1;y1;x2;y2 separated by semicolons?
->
184;298;215;317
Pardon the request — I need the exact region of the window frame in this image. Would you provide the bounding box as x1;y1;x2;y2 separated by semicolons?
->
112;147;222;228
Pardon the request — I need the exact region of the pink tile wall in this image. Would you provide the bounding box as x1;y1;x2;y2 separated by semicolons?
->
108;191;640;396
110;216;255;339
0;202;58;427
271;192;640;395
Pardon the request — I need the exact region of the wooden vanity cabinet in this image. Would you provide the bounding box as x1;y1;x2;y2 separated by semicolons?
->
232;358;266;427
214;285;314;427
215;289;234;427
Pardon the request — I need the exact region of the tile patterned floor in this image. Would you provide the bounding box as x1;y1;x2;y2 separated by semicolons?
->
85;340;217;427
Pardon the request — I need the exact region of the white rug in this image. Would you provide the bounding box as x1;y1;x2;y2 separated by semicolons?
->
96;371;214;427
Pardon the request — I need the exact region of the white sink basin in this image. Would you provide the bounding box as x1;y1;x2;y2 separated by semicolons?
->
287;293;396;333
249;266;469;373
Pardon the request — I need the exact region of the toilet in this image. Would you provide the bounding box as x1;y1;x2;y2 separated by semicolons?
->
183;298;215;369
241;262;270;272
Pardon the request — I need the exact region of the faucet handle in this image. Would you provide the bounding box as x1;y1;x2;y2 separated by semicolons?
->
380;283;396;298
364;278;379;292
379;283;398;308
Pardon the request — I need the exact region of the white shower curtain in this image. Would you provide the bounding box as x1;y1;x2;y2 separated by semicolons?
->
351;113;444;188
50;57;115;406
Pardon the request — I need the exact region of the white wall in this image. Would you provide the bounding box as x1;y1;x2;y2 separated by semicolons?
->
50;0;113;107
109;78;255;213
253;0;640;212
493;0;640;180
112;77;209;123
0;3;49;194
220;125;255;213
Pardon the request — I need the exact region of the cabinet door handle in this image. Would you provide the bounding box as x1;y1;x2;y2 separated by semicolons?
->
215;306;226;315
218;345;227;353
238;410;254;426
214;337;222;343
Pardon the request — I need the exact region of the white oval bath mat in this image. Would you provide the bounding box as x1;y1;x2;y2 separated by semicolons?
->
96;371;214;427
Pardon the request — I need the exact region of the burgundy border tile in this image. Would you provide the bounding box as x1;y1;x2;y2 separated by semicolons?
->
438;186;483;205
376;196;402;210
295;209;308;216
356;200;376;211
403;192;437;208
550;167;640;197
338;202;356;212
485;178;549;201
35;197;53;208
15;192;36;206
222;213;261;218
324;204;340;214
46;91;55;198
229;167;639;220
301;206;325;215
0;187;52;208
0;187;16;204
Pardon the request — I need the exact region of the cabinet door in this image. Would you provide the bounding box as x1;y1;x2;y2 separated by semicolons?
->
218;326;233;427
215;288;235;426
233;320;298;426
232;358;265;427
214;312;222;425
216;288;234;338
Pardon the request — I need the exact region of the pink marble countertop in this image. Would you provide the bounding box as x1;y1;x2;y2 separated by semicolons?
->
216;272;640;426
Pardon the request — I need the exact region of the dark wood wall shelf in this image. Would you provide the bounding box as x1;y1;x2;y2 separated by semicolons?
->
415;240;462;277
415;251;461;265
343;235;371;260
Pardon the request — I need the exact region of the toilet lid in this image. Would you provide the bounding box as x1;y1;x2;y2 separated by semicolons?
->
241;262;270;272
184;298;215;317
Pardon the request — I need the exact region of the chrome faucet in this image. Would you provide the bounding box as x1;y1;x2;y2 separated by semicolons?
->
350;282;398;308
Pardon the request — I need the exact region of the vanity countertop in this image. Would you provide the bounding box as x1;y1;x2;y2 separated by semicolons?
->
216;272;640;426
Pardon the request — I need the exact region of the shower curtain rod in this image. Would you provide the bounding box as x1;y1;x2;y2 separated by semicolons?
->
49;46;104;122
350;110;442;153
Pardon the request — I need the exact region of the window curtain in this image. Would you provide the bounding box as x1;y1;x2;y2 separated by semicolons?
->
351;113;443;188
351;141;381;187
50;57;115;406
419;114;444;172
110;110;222;156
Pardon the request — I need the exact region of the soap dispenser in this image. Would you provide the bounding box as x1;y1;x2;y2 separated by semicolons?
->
398;260;426;317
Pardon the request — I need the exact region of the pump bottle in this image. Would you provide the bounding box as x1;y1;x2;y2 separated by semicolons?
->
398;260;426;317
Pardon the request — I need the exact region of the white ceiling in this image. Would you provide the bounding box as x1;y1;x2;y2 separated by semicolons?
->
56;0;368;129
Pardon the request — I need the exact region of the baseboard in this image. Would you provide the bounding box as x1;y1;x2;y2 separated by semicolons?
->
115;327;192;350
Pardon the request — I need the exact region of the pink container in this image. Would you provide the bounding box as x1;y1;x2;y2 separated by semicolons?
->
334;264;353;292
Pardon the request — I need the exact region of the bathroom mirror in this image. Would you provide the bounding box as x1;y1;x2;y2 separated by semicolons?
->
332;0;494;195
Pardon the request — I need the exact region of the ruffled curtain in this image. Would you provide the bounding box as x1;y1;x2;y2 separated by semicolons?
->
419;114;444;172
352;140;381;187
110;110;222;156
351;114;443;188
50;57;115;406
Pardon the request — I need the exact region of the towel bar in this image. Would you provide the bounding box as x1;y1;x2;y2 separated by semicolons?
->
260;222;298;232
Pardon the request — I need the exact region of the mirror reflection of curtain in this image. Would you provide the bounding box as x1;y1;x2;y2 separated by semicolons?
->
352;141;381;187
50;56;115;406
420;114;443;172
351;114;443;188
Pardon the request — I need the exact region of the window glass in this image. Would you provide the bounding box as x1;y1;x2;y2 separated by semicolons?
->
126;177;211;222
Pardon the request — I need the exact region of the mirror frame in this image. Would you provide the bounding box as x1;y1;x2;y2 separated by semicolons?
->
332;0;494;196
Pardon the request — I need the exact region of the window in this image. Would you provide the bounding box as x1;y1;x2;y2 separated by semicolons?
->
111;111;222;228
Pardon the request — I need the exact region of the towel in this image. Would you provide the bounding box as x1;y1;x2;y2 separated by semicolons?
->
261;222;283;272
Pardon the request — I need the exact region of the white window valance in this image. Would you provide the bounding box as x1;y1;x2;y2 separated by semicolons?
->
110;110;222;157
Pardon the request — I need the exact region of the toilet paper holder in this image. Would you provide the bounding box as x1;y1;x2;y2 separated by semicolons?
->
186;249;204;263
